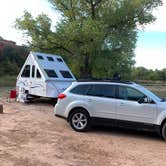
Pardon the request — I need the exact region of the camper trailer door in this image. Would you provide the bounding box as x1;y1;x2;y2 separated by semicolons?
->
29;66;46;97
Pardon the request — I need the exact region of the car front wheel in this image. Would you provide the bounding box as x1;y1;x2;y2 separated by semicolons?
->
161;122;166;141
69;109;91;132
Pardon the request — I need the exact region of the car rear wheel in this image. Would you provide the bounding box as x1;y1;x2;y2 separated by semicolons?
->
161;122;166;141
69;109;91;132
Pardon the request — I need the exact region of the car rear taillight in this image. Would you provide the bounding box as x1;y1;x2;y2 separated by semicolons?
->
58;93;66;99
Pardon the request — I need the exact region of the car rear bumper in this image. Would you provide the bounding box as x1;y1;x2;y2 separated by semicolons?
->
54;103;67;118
55;114;67;120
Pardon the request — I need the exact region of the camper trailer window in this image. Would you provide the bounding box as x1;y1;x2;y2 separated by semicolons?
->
57;58;63;62
60;70;73;78
32;65;35;78
37;69;41;78
37;55;44;60
21;65;30;77
47;57;54;61
44;69;58;78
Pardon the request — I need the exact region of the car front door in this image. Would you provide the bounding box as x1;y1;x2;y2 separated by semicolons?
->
116;86;156;124
86;84;117;120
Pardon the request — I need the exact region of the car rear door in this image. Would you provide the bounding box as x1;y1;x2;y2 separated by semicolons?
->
86;84;117;120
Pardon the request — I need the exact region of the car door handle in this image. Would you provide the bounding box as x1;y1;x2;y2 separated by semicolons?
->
87;99;92;102
120;102;125;106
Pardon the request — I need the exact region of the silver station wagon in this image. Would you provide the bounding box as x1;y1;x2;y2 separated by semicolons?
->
54;81;166;140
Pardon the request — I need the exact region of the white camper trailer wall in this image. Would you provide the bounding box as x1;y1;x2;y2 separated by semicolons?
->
16;52;76;102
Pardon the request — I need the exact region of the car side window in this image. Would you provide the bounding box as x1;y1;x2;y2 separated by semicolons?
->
104;85;116;98
70;85;91;95
118;86;144;101
87;84;116;98
127;87;144;101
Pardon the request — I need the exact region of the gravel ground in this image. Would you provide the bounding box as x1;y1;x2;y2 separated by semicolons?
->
0;98;166;166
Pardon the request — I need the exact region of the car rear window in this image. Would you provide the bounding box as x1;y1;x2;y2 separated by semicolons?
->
70;84;91;95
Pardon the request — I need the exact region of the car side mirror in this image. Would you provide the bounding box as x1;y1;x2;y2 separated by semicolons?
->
138;97;144;104
138;96;153;104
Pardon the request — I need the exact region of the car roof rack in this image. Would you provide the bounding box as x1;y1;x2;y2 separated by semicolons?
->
77;78;134;84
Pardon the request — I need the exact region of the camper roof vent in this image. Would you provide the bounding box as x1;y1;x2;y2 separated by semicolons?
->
47;56;54;61
37;55;44;60
57;58;63;62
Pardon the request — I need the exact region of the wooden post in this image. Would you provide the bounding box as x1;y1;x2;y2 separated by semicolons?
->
0;104;3;114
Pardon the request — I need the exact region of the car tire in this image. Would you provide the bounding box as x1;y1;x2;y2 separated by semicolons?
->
69;109;91;132
161;122;166;141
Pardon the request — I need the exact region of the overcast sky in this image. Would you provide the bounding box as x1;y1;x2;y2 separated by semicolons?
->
0;0;165;70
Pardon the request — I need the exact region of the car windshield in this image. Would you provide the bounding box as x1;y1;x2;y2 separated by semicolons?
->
136;85;162;102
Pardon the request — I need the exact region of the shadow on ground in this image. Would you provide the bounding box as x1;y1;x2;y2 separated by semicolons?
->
24;98;57;106
91;125;162;142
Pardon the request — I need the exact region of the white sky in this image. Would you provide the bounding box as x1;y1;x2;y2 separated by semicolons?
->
135;48;166;70
145;0;166;32
135;0;166;70
0;0;59;44
0;0;165;70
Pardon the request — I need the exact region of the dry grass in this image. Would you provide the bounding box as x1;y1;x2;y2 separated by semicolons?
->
0;87;15;100
142;84;166;98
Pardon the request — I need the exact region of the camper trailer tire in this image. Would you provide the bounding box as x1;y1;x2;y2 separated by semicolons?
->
24;91;28;103
23;90;31;103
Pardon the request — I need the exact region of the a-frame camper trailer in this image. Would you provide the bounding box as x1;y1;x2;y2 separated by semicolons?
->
16;52;76;102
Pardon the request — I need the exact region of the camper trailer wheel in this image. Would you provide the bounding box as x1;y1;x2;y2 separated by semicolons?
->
23;90;30;103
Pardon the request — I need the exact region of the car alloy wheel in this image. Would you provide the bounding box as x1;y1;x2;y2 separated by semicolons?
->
72;113;87;130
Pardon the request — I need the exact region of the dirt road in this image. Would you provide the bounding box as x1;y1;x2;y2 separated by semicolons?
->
0;99;166;166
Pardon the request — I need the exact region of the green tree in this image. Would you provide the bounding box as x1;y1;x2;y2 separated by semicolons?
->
155;69;166;81
131;67;166;81
15;0;162;78
0;45;28;76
